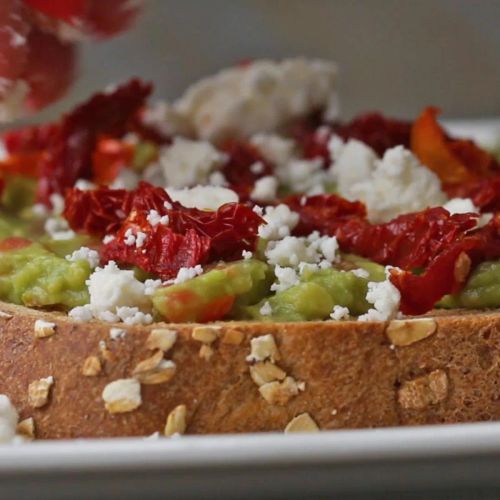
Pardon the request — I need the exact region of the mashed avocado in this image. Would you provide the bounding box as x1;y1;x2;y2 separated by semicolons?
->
0;242;90;309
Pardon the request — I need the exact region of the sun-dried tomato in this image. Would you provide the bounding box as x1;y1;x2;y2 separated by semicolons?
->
285;193;367;236
332;112;412;157
221;140;274;199
410;107;499;186
3;123;59;154
0;152;44;177
444;176;500;213
36;79;152;205
64;186;130;236
92;137;135;185
335;207;479;271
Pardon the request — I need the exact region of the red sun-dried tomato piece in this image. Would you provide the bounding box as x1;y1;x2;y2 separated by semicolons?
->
22;0;88;25
0;151;43;177
332;112;412;157
86;0;143;38
410;107;499;186
102;210;211;280
36;78;152;205
3;123;59;154
335;207;479;271
285;193;367;236
22;27;76;111
221;140;274;199
64;186;131;236
92;137;135;185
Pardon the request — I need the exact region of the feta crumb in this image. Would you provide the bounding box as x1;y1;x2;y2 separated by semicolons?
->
116;306;153;325
331;141;447;222
110;327;126;340
74;179;96;191
250;133;295;166
358;271;401;322
158;137;227;188
250;175;279;203
252;205;264;216
277;157;331;195
66;247;100;269
86;261;151;317
124;228;136;246
68;305;93;322
102;235;115;244
141;101;190;137
271;266;299;292
144;279;163;296
44;217;76;241
172;265;204;285
330;305;350;320
265;236;319;267
318;236;339;263
207;170;228;186
135;231;147;248
242;250;253;260
166;185;238;210
0;395;18;444
147;209;169;226
443;197;479;215
351;268;370;279
258;204;299;240
250;161;265;174
259;301;273;316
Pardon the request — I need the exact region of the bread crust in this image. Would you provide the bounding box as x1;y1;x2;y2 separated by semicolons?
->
0;301;498;439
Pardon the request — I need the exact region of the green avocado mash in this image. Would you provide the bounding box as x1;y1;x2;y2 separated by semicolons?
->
0;242;90;309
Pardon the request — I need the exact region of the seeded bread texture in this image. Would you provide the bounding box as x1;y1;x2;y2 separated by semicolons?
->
0;302;498;439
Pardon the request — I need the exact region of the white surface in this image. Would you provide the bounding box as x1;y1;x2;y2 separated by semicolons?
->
1;422;500;499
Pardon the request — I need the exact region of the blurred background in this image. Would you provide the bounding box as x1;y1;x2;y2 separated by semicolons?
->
21;0;500;123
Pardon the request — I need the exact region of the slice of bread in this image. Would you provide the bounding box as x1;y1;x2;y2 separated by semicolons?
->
0;301;498;439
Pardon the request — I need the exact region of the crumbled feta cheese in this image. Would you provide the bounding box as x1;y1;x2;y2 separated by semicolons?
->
49;193;65;215
44;217;76;241
174;58;338;142
147;209;169;226
358;270;401;321
100;236;114;247
158;137;227;188
318;236;339;263
259;301;273;316
144;279;163;296
86;261;151;317
74;179;96;191
32;203;50;219
66;247;100;268
331;142;446;223
242;250;253;260
443;197;479;215
135;231;147;248
110;169;139;190
68;305;94;322
172;265;204;285
265;236;319;267
250;134;295;166
250;175;278;203
330;305;350;320
97;311;119;323
0;395;18;443
258;204;299;240
165;185;238;210
124;228;136;246
252;205;264;216
116;307;153;325
271;266;300;292
351;268;370;279
141;101;190;137
207;170;228;186
277;157;331;195
250;161;265;174
110;327;126;340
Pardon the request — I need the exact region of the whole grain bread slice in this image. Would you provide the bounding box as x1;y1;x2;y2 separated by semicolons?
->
0;301;498;439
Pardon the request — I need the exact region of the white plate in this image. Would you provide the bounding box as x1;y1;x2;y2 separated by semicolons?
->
1;422;500;499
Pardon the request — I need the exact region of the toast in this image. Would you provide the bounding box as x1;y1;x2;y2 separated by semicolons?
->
0;301;498;440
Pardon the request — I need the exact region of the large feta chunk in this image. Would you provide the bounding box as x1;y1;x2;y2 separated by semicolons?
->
174;58;338;142
358;270;401;322
258;204;299;240
443;197;479;215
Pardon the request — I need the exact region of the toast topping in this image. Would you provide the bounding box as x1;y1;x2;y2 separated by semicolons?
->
146;329;177;353
28;376;54;408
82;355;102;376
198;344;214;361
250;361;286;387
164;404;187;437
398;369;448;410
246;334;280;363
386;318;437;346
220;329;244;345
132;350;176;385
284;413;319;433
33;319;56;338
192;325;221;344
16;417;35;441
259;376;304;405
102;378;142;414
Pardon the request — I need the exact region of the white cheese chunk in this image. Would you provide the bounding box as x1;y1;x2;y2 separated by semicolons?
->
258;204;299;240
443;197;479;215
165;185;238;210
330;305;350;321
250;176;279;203
250;133;295;166
66;247;100;269
358;269;401;321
